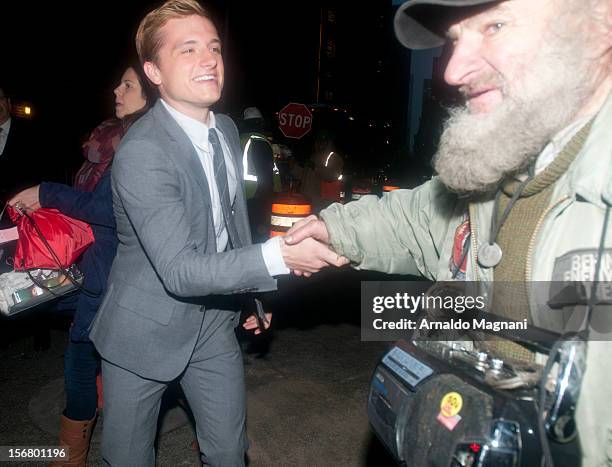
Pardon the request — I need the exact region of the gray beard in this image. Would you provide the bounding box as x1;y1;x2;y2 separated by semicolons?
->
433;38;594;196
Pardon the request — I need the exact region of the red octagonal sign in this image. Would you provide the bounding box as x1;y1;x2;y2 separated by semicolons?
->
278;103;313;139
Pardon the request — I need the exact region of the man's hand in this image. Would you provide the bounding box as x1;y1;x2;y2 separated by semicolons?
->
8;185;41;211
243;312;272;335
280;236;348;277
285;215;330;245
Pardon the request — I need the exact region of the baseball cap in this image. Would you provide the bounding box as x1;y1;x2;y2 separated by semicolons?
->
394;0;500;50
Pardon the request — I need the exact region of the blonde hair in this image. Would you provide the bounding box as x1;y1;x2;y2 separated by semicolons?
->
135;0;213;64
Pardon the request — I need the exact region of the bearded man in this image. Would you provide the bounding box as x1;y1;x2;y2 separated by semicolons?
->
285;0;612;464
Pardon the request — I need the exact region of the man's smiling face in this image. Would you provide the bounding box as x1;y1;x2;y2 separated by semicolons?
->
144;14;224;121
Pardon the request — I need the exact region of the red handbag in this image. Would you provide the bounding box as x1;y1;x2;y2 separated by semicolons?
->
7;206;94;271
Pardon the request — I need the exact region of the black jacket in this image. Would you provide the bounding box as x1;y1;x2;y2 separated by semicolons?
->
0;118;47;204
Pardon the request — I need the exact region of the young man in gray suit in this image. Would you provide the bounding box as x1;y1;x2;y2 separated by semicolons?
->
89;1;346;465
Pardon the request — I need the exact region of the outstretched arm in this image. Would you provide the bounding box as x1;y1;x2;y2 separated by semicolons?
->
8;172;115;228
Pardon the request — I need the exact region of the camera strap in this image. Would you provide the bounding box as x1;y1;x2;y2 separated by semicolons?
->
478;163;535;268
579;202;611;340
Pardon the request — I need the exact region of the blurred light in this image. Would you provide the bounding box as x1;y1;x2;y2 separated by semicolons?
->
348;116;355;121
13;103;34;119
338;174;343;181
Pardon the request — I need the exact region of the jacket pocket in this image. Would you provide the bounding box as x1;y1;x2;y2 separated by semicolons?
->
115;283;176;326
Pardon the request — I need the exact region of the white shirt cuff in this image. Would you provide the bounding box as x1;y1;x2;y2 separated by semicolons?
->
261;236;290;276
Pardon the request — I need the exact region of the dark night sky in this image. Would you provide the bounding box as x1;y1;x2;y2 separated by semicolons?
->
5;1;319;125
2;1;410;174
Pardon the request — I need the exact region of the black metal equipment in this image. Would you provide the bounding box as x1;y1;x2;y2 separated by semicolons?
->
367;340;583;466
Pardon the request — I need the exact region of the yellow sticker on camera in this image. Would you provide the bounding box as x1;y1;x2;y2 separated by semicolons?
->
440;392;463;418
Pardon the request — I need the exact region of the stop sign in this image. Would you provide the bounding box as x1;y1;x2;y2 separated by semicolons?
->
278;103;313;139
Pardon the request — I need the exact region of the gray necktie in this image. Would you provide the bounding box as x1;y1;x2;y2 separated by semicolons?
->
209;128;241;249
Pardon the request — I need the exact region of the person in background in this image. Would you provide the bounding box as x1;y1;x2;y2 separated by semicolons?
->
0;84;55;352
0;85;48;205
0;85;15;205
239;106;278;242
8;61;156;467
292;129;343;212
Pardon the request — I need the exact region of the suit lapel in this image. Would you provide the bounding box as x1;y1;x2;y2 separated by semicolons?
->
216;116;244;183
151;102;211;209
2;123;17;161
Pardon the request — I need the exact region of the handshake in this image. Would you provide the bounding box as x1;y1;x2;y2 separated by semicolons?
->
279;215;349;277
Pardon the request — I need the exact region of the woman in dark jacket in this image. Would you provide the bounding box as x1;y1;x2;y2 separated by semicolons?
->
9;62;156;467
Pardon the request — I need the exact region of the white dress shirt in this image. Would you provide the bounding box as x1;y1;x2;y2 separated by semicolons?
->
161;100;288;275
535;114;594;174
0;118;11;156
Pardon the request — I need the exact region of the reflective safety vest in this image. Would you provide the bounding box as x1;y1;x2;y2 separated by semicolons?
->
240;132;281;199
320;151;343;201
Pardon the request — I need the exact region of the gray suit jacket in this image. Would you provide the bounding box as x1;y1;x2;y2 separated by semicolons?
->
90;101;277;381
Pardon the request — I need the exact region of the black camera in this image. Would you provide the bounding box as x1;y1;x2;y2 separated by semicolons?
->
368;339;583;466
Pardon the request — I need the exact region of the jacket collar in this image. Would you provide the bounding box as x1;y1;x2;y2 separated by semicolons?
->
568;91;612;208
159;99;216;152
0;117;10;133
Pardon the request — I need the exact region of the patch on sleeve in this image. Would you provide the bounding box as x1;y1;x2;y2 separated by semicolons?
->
552;248;612;282
549;249;612;308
